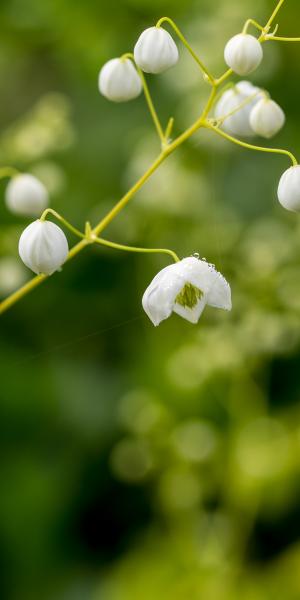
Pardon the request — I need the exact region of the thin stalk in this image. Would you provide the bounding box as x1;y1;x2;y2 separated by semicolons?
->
205;122;298;166
266;36;300;42
156;17;215;85
242;19;265;34
40;208;86;239
264;0;286;31
122;53;166;146
93;236;180;262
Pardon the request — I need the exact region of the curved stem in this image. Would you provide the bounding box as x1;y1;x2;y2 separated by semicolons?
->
40;208;86;239
93;236;179;262
122;53;166;146
242;19;265;34
205;122;298;166
156;17;215;85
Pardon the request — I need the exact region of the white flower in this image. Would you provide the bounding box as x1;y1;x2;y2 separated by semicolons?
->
224;34;263;76
249;98;285;138
19;220;69;275
277;165;300;212
134;27;179;74
5;174;49;217
142;257;231;326
98;58;142;102
214;81;264;137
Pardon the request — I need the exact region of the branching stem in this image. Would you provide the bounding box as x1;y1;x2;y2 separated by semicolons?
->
0;0;298;316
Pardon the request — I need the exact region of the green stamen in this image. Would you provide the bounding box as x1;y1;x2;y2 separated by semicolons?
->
175;283;203;309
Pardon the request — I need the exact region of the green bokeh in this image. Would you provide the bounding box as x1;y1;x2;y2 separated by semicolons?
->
1;1;300;599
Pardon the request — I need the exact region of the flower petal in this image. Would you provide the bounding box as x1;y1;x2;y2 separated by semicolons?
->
142;263;187;326
180;258;232;311
173;294;207;323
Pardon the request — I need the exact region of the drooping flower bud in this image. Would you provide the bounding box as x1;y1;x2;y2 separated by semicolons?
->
277;165;300;212
98;58;142;102
19;220;69;275
249;98;285;138
5;174;49;217
214;81;264;137
224;34;263;76
134;27;179;74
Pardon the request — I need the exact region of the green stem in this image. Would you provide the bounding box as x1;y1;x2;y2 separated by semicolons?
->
242;19;265;34
156;17;215;85
266;35;300;42
214;68;233;88
165;117;174;140
40;208;86;239
122;53;166;146
205;122;298;166
93;236;180;262
264;0;286;31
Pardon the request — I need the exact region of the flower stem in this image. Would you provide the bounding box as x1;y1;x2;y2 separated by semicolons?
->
205;122;298;166
242;19;265;34
264;0;286;32
266;36;300;42
122;53;166;146
156;17;215;85
92;236;180;262
39;208;86;239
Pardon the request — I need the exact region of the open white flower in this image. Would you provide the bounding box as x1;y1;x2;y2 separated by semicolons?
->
5;174;49;217
249;98;285;138
142;257;231;326
134;27;179;74
214;81;264;137
224;33;263;76
19;220;69;275
98;58;142;102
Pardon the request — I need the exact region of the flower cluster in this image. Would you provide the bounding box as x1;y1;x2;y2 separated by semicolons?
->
1;1;300;324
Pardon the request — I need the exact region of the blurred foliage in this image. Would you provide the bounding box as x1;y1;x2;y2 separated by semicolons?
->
1;0;300;599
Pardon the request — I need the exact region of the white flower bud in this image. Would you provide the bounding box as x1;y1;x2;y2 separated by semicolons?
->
214;81;264;137
5;174;49;217
277;165;300;212
98;58;142;102
19;220;69;275
249;98;285;138
134;27;179;74
224;34;263;76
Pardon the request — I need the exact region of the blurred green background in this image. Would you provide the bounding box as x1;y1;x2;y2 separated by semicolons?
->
1;0;300;598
